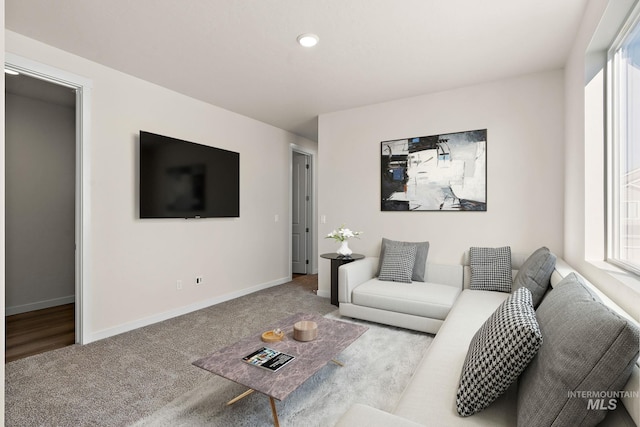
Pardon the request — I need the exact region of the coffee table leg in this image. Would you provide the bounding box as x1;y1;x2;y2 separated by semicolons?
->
269;396;280;427
228;390;279;426
226;388;255;405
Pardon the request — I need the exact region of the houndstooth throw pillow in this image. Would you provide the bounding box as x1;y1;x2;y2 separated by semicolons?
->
456;287;542;417
469;246;513;292
378;244;417;283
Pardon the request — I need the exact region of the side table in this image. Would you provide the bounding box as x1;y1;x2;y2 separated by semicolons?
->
320;253;365;306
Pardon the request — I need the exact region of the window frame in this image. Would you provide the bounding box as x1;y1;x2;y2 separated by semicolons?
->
607;4;640;277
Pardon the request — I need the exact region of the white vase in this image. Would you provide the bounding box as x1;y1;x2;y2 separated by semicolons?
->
336;240;352;257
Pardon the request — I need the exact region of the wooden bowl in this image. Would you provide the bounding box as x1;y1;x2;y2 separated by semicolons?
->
261;329;284;343
293;320;318;342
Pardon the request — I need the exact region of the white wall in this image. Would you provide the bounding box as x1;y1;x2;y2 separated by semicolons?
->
564;0;640;319
5;92;76;314
317;70;565;296
5;31;317;341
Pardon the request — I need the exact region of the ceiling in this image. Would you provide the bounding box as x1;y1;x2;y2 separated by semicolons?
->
5;0;588;141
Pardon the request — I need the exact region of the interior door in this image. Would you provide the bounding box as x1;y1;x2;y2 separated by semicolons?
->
292;151;310;274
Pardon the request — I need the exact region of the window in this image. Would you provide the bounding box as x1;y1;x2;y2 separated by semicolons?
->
608;6;640;275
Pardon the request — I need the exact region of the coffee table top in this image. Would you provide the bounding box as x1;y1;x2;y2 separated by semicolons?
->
192;312;368;401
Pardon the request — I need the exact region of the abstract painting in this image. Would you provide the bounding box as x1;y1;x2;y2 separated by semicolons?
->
381;129;487;211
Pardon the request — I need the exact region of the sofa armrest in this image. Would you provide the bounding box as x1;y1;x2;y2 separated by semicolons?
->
338;257;379;304
334;403;423;427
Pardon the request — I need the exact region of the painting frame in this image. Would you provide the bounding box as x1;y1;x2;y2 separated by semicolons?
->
381;129;487;211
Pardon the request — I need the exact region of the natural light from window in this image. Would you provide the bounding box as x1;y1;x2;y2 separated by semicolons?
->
610;11;640;275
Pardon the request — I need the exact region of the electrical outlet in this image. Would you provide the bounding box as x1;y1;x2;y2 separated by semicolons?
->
176;280;183;290
196;276;204;286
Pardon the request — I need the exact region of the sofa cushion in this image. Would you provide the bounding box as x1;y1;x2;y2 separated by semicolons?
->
456;287;542;416
377;238;430;282
512;247;556;307
393;290;516;425
517;273;640;427
469;246;512;292
378;244;417;283
352;279;461;320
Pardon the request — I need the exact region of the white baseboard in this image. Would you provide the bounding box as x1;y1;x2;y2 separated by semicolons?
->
6;295;76;316
316;289;330;299
87;277;291;344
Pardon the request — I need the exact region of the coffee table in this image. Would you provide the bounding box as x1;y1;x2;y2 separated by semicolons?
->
192;312;368;426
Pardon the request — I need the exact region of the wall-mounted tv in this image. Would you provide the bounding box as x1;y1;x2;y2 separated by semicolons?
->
139;131;240;218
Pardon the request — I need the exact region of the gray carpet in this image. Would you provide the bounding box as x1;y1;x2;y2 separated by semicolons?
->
5;276;432;426
132;312;432;426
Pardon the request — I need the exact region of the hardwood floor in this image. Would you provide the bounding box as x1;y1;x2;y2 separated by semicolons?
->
5;304;75;363
292;273;318;293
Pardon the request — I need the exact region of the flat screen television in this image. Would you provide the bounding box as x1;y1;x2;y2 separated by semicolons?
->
139;131;240;218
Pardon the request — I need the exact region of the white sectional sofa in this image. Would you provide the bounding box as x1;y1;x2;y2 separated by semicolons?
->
335;253;639;427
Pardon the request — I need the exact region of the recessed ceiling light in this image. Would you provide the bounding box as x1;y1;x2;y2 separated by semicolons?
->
297;33;319;48
4;69;20;76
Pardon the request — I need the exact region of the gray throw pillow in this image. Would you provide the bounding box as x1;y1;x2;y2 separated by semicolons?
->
517;273;640;427
469;246;512;292
513;247;556;308
376;238;429;282
456;287;542;416
378;244;417;283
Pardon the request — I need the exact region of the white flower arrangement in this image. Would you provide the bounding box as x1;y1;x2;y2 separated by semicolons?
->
326;225;362;242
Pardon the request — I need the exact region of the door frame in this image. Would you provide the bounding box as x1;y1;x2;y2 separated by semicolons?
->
5;53;92;345
289;145;315;277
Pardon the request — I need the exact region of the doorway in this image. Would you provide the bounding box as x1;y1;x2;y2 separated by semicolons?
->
5;72;76;361
292;150;313;275
4;54;92;352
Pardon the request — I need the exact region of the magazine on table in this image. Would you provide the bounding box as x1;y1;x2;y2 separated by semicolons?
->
242;347;295;372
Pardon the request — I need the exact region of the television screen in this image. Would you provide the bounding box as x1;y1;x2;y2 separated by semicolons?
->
139;131;239;218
